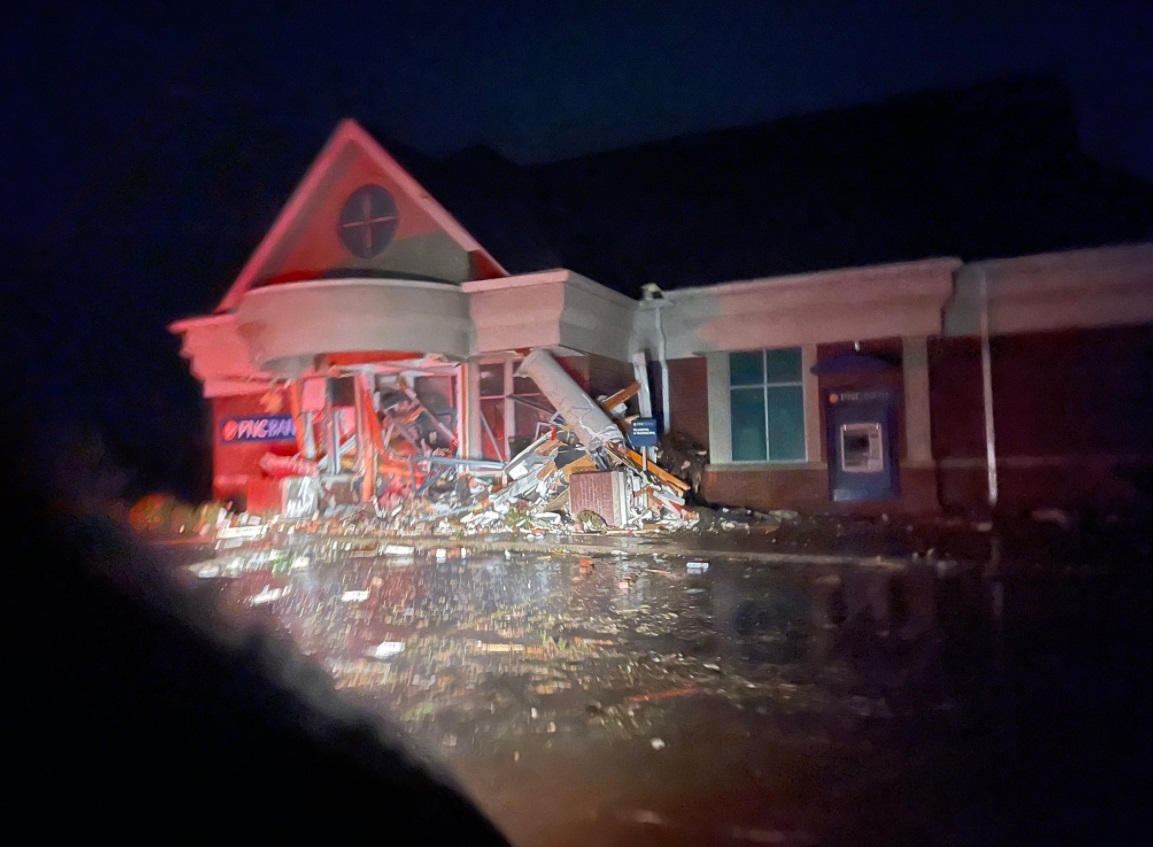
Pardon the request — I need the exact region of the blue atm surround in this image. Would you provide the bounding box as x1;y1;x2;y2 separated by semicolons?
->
825;388;900;502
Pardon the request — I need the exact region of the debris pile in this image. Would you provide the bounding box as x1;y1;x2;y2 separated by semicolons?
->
389;350;698;535
401;427;698;535
214;350;701;537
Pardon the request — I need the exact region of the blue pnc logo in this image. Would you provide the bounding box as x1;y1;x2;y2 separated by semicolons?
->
220;415;296;444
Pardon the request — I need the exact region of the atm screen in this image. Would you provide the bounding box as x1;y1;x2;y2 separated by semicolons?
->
841;422;884;472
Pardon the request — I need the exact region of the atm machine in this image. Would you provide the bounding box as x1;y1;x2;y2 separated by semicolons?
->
825;387;900;503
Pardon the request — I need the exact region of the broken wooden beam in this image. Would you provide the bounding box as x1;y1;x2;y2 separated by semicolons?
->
598;382;641;414
604;441;691;492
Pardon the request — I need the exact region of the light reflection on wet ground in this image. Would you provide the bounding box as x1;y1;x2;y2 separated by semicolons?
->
189;547;904;742
179;541;1148;846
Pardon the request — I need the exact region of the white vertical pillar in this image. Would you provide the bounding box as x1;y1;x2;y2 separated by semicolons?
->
706;353;732;464
503;355;515;459
461;361;480;459
902;335;933;464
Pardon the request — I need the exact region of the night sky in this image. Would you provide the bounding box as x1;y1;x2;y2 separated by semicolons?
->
4;1;1153;498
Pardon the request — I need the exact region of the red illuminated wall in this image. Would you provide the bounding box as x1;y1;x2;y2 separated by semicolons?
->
212;392;296;504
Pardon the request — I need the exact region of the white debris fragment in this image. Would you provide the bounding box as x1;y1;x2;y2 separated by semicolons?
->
686;561;710;574
247;585;287;606
340;590;370;602
649;737;667;750
365;641;406;659
217;524;266;540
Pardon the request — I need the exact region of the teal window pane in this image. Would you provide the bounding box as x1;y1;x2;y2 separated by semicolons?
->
730;387;767;461
765;347;802;383
729;351;764;386
766;385;805;461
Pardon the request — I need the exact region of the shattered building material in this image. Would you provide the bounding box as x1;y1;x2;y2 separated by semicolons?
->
570;470;631;528
605;442;690;494
598;382;641;416
197;330;697;534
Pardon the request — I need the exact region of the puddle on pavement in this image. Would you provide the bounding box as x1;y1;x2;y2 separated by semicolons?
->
186;546;924;743
178;542;1145;846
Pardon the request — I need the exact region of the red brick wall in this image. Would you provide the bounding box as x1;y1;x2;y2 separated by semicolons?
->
674;344;941;515
586;354;637;404
993;327;1153;456
928;337;985;460
703;466;828;512
702;465;940;516
667;357;709;449
931;325;1153;511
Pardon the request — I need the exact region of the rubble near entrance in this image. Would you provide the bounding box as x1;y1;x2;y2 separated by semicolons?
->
401;424;698;536
235;350;701;538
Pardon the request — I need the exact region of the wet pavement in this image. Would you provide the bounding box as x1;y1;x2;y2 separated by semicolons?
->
171;537;1153;846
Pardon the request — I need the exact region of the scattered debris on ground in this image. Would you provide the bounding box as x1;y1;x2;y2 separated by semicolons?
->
127;493;228;536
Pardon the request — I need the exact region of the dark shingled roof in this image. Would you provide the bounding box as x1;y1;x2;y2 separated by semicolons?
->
382;74;1153;298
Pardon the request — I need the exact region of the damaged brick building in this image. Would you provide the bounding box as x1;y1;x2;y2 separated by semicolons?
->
171;76;1153;517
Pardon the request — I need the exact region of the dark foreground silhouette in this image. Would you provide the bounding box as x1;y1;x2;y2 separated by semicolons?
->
1;418;510;842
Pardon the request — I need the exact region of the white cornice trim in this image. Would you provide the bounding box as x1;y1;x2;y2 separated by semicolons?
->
663;257;963;300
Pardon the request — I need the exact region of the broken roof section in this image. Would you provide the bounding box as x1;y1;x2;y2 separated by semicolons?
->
216;118;507;314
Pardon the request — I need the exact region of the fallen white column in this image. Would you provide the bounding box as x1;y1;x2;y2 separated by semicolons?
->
517;349;625;451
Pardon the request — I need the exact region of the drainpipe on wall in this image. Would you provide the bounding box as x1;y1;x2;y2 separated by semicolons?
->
979;266;999;510
632;352;654;419
631;351;656;462
641;283;671;435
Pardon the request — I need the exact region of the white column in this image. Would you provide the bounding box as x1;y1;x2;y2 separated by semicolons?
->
706;353;732;464
902;335;934;464
517;349;623;449
462;361;481;459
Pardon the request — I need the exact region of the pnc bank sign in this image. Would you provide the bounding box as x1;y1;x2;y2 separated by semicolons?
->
219;415;296;444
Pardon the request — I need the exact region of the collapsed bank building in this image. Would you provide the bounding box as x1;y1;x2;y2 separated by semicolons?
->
171;107;1153;521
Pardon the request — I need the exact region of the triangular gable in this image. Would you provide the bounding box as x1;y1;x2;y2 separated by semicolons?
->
217;119;507;313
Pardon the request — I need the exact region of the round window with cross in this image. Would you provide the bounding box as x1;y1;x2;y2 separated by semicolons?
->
338;184;399;258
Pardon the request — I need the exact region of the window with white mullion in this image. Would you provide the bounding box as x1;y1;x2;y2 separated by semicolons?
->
729;348;806;462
